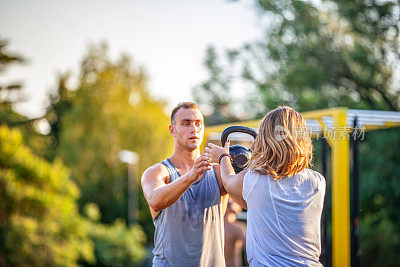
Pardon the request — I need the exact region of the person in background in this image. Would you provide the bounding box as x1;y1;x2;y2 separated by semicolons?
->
224;199;247;267
206;106;326;266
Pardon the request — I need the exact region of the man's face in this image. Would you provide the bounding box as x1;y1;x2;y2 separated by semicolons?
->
170;108;204;151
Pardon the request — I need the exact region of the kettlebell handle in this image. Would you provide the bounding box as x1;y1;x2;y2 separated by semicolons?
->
221;126;258;147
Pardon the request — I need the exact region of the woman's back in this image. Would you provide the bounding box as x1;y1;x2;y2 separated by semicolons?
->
243;168;325;267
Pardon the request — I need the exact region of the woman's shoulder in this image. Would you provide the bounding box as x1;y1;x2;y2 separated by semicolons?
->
302;168;326;188
246;169;273;177
304;168;325;178
244;169;275;182
243;169;270;200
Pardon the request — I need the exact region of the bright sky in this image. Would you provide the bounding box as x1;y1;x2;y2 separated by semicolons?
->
0;0;261;118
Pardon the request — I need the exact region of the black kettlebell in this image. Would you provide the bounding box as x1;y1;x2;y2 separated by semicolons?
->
221;126;257;173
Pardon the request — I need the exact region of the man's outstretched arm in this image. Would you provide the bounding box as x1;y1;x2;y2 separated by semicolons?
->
141;154;212;218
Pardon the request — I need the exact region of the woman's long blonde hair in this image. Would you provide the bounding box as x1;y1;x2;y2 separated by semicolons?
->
247;106;313;179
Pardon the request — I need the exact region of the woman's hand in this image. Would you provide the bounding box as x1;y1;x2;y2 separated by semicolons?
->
206;140;248;210
205;140;230;164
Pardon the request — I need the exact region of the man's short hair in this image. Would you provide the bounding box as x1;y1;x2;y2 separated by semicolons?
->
171;102;201;124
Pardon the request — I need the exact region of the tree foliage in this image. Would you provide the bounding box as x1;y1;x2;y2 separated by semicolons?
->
358;128;400;266
195;0;400;115
0;125;148;266
0;38;25;126
81;203;147;267
85;220;147;267
1;38;168;263
54;43;172;238
0;125;94;266
192;45;240;125
43;72;74;161
0;37;49;157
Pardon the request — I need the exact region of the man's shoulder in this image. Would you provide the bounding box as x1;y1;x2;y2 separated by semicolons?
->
151;161;168;170
142;161;170;180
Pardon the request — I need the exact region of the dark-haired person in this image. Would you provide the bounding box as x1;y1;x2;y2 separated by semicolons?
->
206;106;326;266
141;102;228;267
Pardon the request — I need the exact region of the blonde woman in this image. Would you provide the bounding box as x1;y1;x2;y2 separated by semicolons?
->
205;106;325;267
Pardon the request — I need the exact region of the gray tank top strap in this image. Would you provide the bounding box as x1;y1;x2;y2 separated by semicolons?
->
161;159;179;182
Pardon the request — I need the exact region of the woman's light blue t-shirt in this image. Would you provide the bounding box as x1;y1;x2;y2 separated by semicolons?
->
243;169;326;267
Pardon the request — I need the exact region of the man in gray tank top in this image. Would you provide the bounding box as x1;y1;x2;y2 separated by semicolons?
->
141;102;229;266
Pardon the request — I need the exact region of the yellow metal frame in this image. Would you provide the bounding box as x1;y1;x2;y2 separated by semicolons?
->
302;107;350;267
204;107;399;267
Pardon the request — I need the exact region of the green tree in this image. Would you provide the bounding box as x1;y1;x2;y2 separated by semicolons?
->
195;0;399;114
0;125;94;266
192;45;240;125
81;203;147;267
0;37;49;157
55;43;172;240
358;127;400;266
0;38;26;126
43;72;74;161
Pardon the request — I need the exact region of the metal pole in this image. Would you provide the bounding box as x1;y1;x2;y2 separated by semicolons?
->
351;117;360;267
321;137;331;267
331;110;351;267
127;162;138;226
118;150;139;226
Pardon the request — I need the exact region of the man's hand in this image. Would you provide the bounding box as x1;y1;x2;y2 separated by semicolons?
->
187;154;212;183
205;141;230;164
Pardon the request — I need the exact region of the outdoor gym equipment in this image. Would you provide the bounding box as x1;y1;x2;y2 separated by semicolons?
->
220;125;257;173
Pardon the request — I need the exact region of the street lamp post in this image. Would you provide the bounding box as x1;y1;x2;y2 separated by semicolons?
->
118;150;139;226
